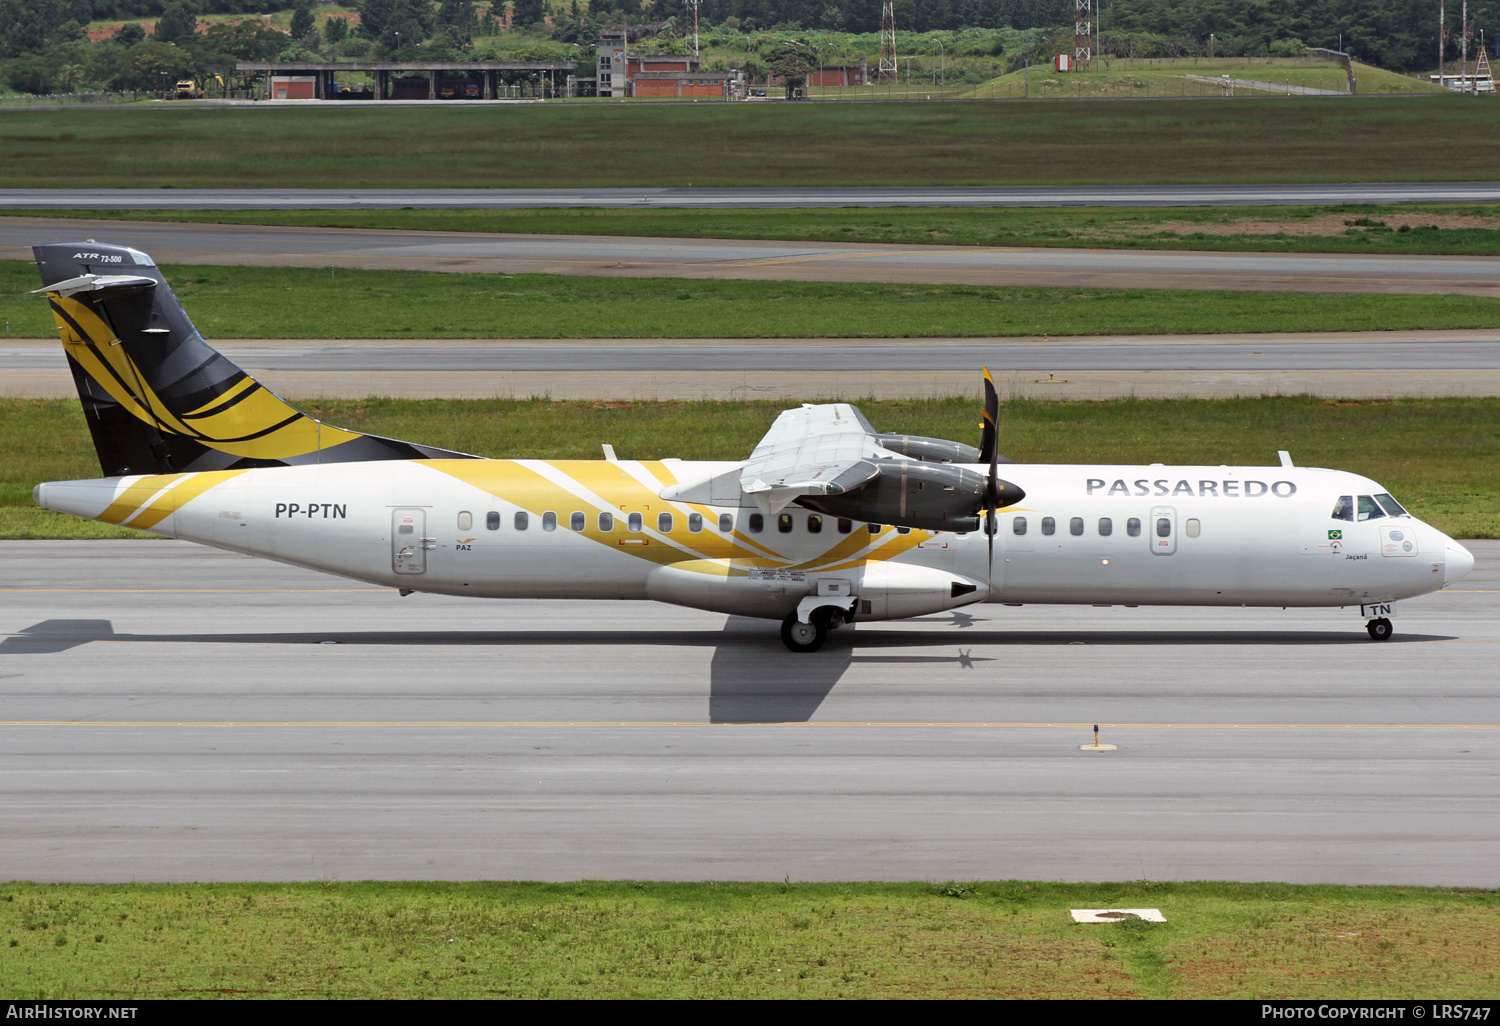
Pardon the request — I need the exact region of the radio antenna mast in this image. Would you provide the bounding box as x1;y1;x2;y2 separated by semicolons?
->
684;0;700;60
1075;0;1093;71
879;2;897;81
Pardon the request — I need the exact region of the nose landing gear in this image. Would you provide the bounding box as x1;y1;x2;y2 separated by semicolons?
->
1366;617;1393;641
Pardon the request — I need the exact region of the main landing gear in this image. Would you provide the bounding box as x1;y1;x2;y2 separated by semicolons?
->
780;605;853;653
781;615;827;653
1366;617;1394;641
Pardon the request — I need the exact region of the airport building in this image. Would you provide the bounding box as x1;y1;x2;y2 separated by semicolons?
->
591;32;739;98
237;60;580;100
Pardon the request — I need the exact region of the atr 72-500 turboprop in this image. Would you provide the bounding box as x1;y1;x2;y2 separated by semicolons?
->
29;242;1475;651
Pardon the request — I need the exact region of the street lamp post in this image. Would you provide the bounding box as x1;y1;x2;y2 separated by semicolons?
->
930;38;944;94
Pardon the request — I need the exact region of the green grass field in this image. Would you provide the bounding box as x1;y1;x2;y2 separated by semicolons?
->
0;880;1495;998
1;97;1497;187
7;396;1497;539
963;57;1443;100
20;203;1500;256
5;262;1499;340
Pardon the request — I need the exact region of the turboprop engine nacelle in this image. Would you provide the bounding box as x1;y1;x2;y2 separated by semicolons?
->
798;460;1024;532
872;433;1017;466
873;433;981;464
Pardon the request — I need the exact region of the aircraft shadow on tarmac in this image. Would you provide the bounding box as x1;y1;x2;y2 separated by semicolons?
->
0;616;1454;656
2;615;1458;723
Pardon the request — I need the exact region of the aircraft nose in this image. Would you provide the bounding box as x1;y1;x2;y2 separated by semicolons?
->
1444;538;1475;587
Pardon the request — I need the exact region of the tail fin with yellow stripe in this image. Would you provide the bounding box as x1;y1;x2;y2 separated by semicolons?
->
33;241;476;477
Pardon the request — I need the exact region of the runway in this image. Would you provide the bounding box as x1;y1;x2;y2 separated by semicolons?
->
1;539;1496;884
3;183;1500;208
5;217;1498;296
8;331;1500;399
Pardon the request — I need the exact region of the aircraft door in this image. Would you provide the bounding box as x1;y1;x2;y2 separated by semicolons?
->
392;508;429;575
1150;506;1176;555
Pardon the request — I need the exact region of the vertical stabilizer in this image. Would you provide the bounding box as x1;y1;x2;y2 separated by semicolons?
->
33;242;477;477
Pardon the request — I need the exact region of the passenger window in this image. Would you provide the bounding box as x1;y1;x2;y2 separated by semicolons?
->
598;512;614;532
778;514;794;533
1098;517;1112;537
1331;495;1355;522
542;511;557;531
688;513;703;533
486;511;500;531
837;518;852;534
570;512;585;532
1012;516;1027;535
896;526;910;535
718;513;733;532
628;512;643;532
868;523;881;534
1185;518;1201;538
658;512;673;533
1069;517;1084;536
1127;517;1141;537
749;514;764;533
807;515;822;534
457;511;472;531
1156;518;1171;538
398;524;414;535
1041;517;1055;536
1356;495;1386;521
1374;493;1408;517
514;512;528;531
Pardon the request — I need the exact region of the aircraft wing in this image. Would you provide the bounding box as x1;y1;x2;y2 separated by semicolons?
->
740;403;886;514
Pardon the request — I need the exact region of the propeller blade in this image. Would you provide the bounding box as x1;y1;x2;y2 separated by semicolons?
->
981;367;1000;585
979;367;999;466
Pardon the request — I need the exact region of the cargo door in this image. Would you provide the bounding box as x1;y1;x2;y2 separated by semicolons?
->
392;508;429;575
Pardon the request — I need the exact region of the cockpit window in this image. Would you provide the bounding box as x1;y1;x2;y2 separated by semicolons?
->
1374;493;1408;517
1330;496;1354;522
1356;495;1386;521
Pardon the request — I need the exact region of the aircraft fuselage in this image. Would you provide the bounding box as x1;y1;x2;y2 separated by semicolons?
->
35;458;1473;623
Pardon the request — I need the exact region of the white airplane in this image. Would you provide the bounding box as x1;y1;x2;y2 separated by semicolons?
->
29;242;1475;651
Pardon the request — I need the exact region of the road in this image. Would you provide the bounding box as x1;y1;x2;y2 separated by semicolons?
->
4;217;1498;296
3;184;1500;208
1;540;1496;884
7;332;1500;399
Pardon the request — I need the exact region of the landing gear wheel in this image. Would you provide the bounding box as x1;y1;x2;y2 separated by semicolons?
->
1366;617;1393;641
781;614;828;653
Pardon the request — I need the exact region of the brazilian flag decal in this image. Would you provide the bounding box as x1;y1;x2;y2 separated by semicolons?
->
1329;530;1343;540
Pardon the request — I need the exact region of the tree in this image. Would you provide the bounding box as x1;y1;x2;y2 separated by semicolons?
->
289;2;315;41
512;0;546;27
324;16;350;44
762;40;816;97
153;2;199;44
113;22;147;47
201;20;288;61
117;39;195;90
435;0;478;44
359;0;433;47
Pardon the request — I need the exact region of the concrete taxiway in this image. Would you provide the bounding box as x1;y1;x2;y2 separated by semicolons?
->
4;184;1500;209
4;217;1498;296
7;331;1500;400
1;539;1496;884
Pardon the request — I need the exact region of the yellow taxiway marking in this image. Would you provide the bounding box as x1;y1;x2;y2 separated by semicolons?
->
0;721;1496;730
